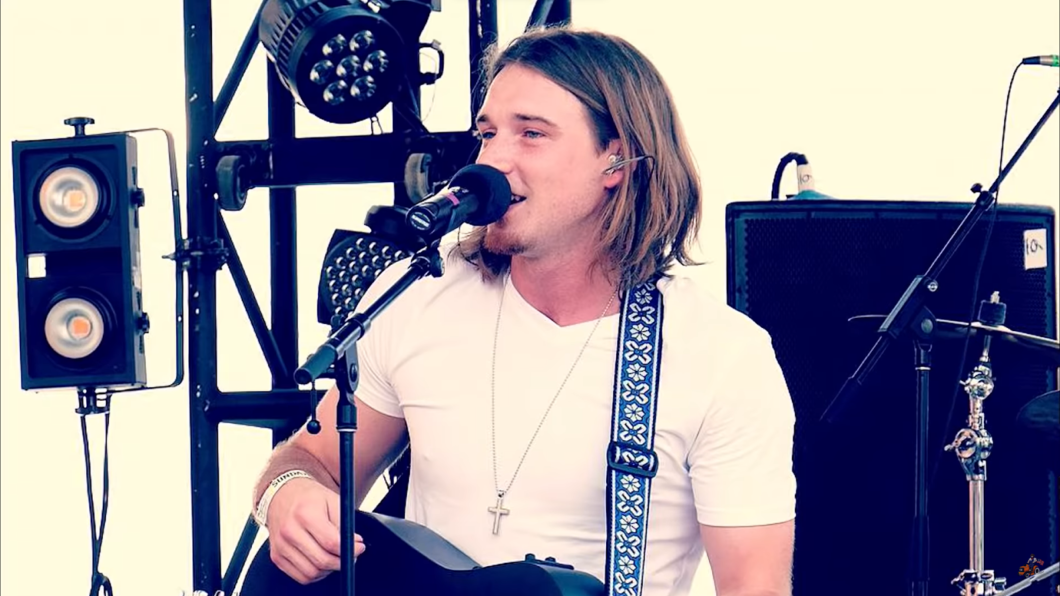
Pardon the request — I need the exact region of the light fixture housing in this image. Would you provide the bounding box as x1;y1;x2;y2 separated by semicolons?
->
316;231;413;329
11;128;148;390
316;204;427;329
259;0;429;124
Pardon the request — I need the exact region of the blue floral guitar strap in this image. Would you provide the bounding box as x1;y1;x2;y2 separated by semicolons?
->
605;277;664;596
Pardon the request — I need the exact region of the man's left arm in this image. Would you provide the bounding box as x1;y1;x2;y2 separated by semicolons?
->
700;520;794;596
686;325;797;596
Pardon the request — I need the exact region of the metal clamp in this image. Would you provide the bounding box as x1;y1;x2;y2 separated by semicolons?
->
163;237;229;271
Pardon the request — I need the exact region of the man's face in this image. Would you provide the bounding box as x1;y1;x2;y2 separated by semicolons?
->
474;64;620;259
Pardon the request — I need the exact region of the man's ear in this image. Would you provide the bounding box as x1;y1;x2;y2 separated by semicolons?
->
602;142;626;189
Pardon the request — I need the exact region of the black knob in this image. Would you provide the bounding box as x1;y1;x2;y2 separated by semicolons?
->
977;292;1007;327
64;117;95;137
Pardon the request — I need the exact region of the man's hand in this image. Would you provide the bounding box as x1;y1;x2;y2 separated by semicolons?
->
266;478;366;585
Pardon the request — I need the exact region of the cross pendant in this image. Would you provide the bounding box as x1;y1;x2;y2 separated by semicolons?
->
487;494;510;535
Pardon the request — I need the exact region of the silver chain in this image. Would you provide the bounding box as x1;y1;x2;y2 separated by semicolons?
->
490;275;617;501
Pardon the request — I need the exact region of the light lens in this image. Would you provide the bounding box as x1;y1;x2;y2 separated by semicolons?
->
336;55;361;78
310;59;334;84
324;80;349;105
349;30;374;52
44;297;105;359
364;50;388;74
322;34;348;57
351;76;377;99
38;166;101;228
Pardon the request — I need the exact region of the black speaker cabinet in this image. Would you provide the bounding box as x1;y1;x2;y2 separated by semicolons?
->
726;200;1057;596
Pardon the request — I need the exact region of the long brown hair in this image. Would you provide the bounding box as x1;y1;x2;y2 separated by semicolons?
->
456;26;702;291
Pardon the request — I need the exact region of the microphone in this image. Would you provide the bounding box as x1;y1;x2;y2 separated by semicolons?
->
405;164;511;240
1022;55;1059;67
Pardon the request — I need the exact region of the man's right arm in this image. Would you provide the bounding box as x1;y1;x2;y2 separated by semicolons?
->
250;385;409;584
253;384;410;514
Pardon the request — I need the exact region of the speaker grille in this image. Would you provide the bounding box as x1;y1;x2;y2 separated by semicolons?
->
726;200;1057;596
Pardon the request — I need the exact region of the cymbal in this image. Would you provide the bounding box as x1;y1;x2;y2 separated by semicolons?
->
1015;390;1059;469
848;315;1060;366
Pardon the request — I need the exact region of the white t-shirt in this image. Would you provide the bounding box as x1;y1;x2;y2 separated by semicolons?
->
354;245;796;596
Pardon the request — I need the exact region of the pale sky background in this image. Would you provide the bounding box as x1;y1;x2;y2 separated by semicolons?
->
1;1;1058;595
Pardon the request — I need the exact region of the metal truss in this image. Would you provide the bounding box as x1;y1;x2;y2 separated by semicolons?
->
179;0;571;593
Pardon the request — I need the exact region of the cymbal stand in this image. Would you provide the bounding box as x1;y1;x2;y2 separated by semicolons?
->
946;293;1006;596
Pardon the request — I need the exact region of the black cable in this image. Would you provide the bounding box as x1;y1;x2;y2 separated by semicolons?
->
79;390;115;596
79;407;97;589
770;152;807;200
98;399;113;596
927;61;1022;495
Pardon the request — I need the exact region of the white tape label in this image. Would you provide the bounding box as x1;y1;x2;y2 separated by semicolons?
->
1024;228;1047;270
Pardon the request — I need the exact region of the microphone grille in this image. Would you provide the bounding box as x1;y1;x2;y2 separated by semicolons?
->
451;164;511;226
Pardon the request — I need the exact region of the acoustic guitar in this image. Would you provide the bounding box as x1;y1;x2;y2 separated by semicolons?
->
239;509;606;596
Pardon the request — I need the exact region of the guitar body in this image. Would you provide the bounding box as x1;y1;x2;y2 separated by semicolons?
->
240;510;606;596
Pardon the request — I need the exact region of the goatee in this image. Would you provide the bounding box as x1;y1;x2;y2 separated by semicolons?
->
482;227;527;257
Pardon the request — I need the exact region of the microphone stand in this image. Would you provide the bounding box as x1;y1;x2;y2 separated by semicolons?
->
294;242;445;596
820;87;1059;596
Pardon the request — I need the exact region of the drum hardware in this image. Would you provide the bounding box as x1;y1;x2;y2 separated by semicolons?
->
940;292;1059;596
943;293;1005;596
845;290;1059;595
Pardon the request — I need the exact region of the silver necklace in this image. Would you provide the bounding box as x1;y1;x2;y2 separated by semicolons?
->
488;275;617;535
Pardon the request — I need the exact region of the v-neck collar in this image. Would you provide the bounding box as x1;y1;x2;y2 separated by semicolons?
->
500;275;620;340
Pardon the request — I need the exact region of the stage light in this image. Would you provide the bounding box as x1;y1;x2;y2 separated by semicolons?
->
316;205;426;329
316;230;414;329
11;118;149;390
259;0;435;125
